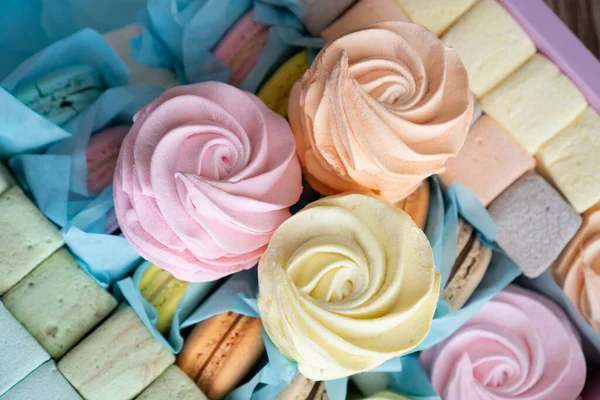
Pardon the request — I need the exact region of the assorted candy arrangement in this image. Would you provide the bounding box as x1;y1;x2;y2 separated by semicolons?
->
0;0;599;399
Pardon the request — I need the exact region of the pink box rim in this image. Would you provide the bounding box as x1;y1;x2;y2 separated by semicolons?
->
499;0;600;114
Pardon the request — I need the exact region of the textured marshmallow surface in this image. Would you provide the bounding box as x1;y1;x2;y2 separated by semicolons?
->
538;107;600;213
481;54;587;154
1;361;82;400
3;248;118;359
442;0;535;97
0;301;50;396
398;0;478;36
136;366;207;400
58;305;174;400
321;0;411;42
0;163;15;196
488;171;582;278
0;186;63;295
440;115;535;205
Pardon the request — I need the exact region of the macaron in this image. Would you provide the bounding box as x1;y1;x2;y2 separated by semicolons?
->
442;218;492;311
0;162;15;196
363;391;412;400
276;374;327;400
136;365;208;400
3;248;118;359
0;186;63;295
86;125;129;194
258;51;309;118
0;301;49;396
12;65;104;126
138;262;216;334
58;305;175;400
213;11;269;87
351;372;389;397
177;311;265;400
1;361;82;400
396;179;429;230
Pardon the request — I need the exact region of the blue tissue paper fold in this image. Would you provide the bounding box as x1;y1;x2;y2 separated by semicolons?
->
1;29;164;290
343;180;519;399
134;0;252;84
411;179;519;353
0;28;128;158
199;180;519;400
10;85;163;227
177;269;298;400
60;186;141;289
133;0;323;91
0;1;145;80
115;260;217;354
389;355;440;400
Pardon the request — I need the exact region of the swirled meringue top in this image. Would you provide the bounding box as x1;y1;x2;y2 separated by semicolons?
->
113;82;302;282
288;21;473;203
553;206;600;333
421;285;586;400
258;193;440;380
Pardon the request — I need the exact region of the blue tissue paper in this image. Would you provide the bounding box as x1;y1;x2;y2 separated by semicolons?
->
410;179;520;353
0;28;128;158
134;0;252;84
0;1;145;80
115;260;218;354
336;181;521;399
192;180;520;400
13;84;162;289
10;85;163;227
1;29;163;290
133;0;323;91
175;269;298;400
388;355;440;400
60;186;141;288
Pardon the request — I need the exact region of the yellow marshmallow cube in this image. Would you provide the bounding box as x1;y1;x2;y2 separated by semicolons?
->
397;0;478;36
538;107;600;213
442;0;535;97
481;54;587;154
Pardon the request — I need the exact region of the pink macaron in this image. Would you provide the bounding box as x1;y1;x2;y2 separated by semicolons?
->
86;125;129;194
213;11;269;87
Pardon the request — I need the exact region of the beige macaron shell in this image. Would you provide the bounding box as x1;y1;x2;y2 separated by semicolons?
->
276;374;328;400
443;235;492;311
177;312;265;400
456;218;473;256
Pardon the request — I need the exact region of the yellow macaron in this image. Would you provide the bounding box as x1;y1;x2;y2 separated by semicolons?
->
139;264;189;334
258;51;308;118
